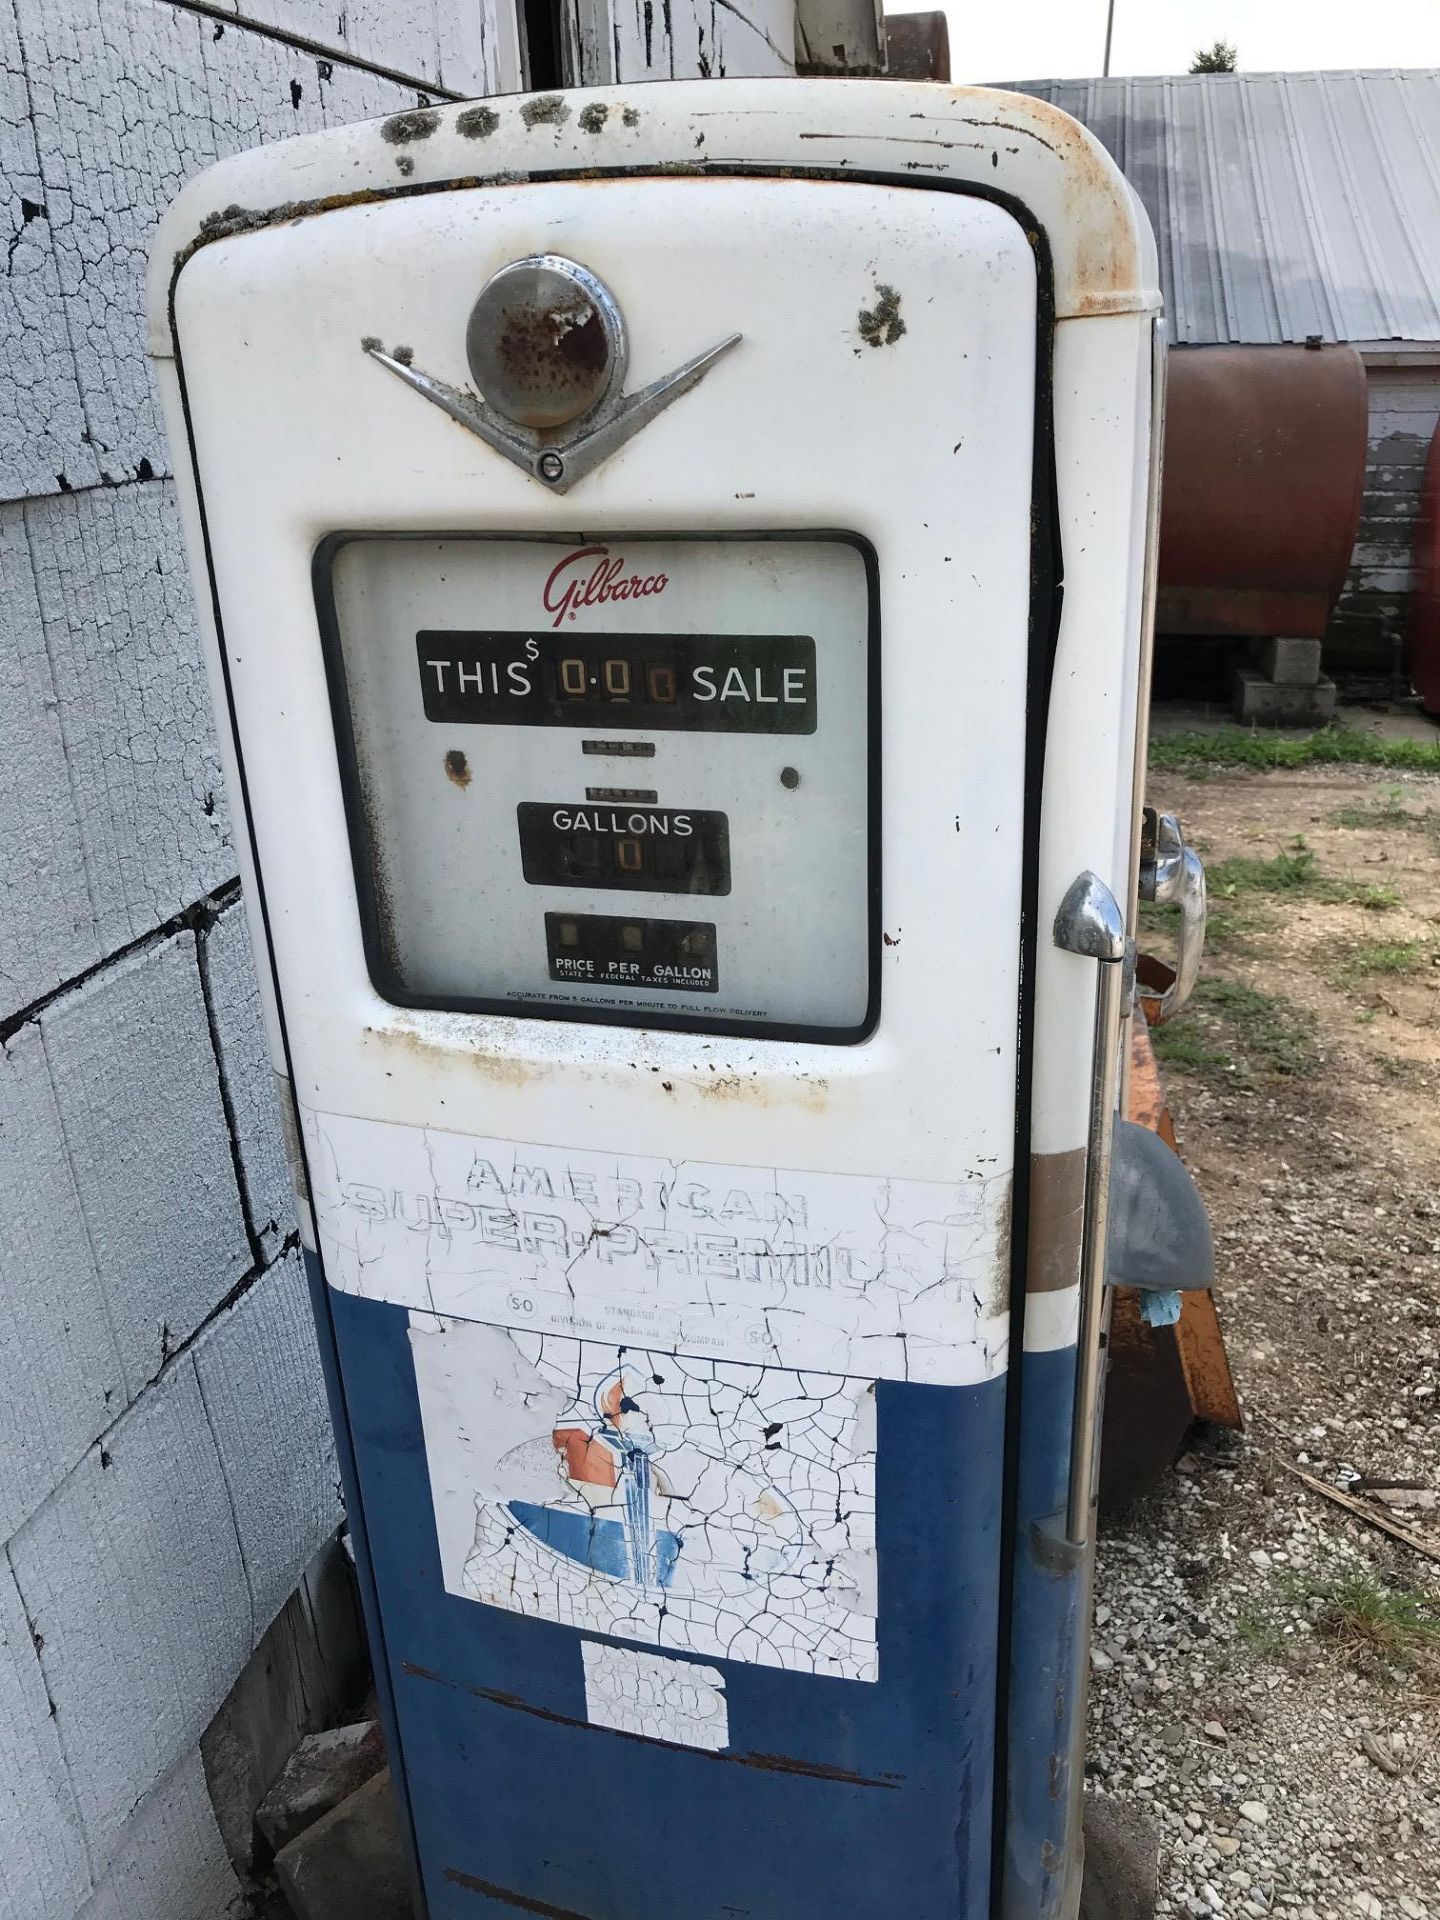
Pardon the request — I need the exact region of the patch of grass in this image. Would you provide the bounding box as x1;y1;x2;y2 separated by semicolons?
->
1207;980;1322;1076
1235;1601;1288;1660
1349;883;1405;911
1147;1023;1231;1073
1207;844;1323;898
1204;841;1400;912
1341;938;1427;979
1141;892;1274;957
1145;841;1321;965
1150;723;1440;774
1283;1568;1440;1669
1142;838;1402;997
1198;908;1273;956
1375;1050;1424;1084
1330;785;1431;831
1150;977;1321;1081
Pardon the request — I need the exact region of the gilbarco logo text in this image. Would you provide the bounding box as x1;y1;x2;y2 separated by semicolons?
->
543;545;669;628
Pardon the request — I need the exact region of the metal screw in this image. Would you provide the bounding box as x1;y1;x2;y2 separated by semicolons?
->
537;451;565;483
780;766;800;790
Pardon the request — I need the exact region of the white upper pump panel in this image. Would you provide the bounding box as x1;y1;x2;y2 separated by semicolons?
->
165;164;1045;1163
323;533;875;1036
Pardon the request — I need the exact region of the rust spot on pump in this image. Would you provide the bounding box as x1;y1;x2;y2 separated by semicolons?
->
697;1069;832;1114
444;749;472;788
858;284;906;348
494;299;608;419
412;1663;903;1788
381;108;440;146
521;93;571;130
366;1020;547;1089
456;104;500;139
444;1868;595;1917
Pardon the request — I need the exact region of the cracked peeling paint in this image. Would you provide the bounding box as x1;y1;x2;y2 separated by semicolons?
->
309;1109;1011;1387
559;0;792;86
582;1642;728;1749
411;1314;878;1679
17;0;437;494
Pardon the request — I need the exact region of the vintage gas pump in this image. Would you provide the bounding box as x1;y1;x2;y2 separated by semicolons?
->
151;80;1209;1920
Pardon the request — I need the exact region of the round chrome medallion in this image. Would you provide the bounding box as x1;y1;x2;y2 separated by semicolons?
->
466;256;627;431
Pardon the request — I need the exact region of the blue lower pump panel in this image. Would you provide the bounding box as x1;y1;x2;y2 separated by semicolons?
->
302;1253;1088;1920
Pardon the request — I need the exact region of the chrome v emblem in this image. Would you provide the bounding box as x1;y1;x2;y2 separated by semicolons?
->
362;331;741;494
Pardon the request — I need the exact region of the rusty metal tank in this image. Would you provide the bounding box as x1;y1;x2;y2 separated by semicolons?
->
1157;344;1368;639
1407;417;1440;713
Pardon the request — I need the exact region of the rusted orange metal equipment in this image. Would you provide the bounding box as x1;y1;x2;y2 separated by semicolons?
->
1100;1008;1242;1510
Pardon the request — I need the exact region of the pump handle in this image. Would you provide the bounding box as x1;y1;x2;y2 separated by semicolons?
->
1138;809;1207;1024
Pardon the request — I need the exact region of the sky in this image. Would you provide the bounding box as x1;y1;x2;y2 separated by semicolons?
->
928;0;1440;83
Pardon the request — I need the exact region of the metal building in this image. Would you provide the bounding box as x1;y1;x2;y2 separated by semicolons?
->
1011;69;1440;672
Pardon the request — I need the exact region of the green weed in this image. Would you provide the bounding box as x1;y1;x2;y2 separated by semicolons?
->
1235;1602;1289;1661
1349;884;1404;912
1206;844;1324;898
1330;786;1430;831
1140;892;1272;957
1147;1024;1231;1073
1150;977;1320;1081
1282;1568;1440;1669
1201;842;1399;912
1341;939;1427;979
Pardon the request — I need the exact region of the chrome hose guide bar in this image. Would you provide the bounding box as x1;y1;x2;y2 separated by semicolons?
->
1053;871;1127;1546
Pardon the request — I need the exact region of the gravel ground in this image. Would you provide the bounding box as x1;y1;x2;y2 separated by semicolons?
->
1088;762;1440;1920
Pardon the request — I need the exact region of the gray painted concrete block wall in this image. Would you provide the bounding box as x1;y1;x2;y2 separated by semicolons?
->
1327;364;1440;672
0;1;494;1912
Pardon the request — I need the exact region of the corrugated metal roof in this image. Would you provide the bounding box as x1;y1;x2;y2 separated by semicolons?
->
1007;71;1440;346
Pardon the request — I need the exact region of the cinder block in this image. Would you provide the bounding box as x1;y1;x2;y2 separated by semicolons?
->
0;507;99;1017
40;932;250;1396
8;1359;252;1865
0;1023;123;1540
192;1250;342;1636
1231;666;1338;728
256;1720;385;1856
0;1556;90;1920
1253;636;1322;686
200;904;294;1255
24;485;232;950
232;0;498;91
17;0;440;487
274;1769;412;1920
74;1747;245;1920
201;1537;367;1874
